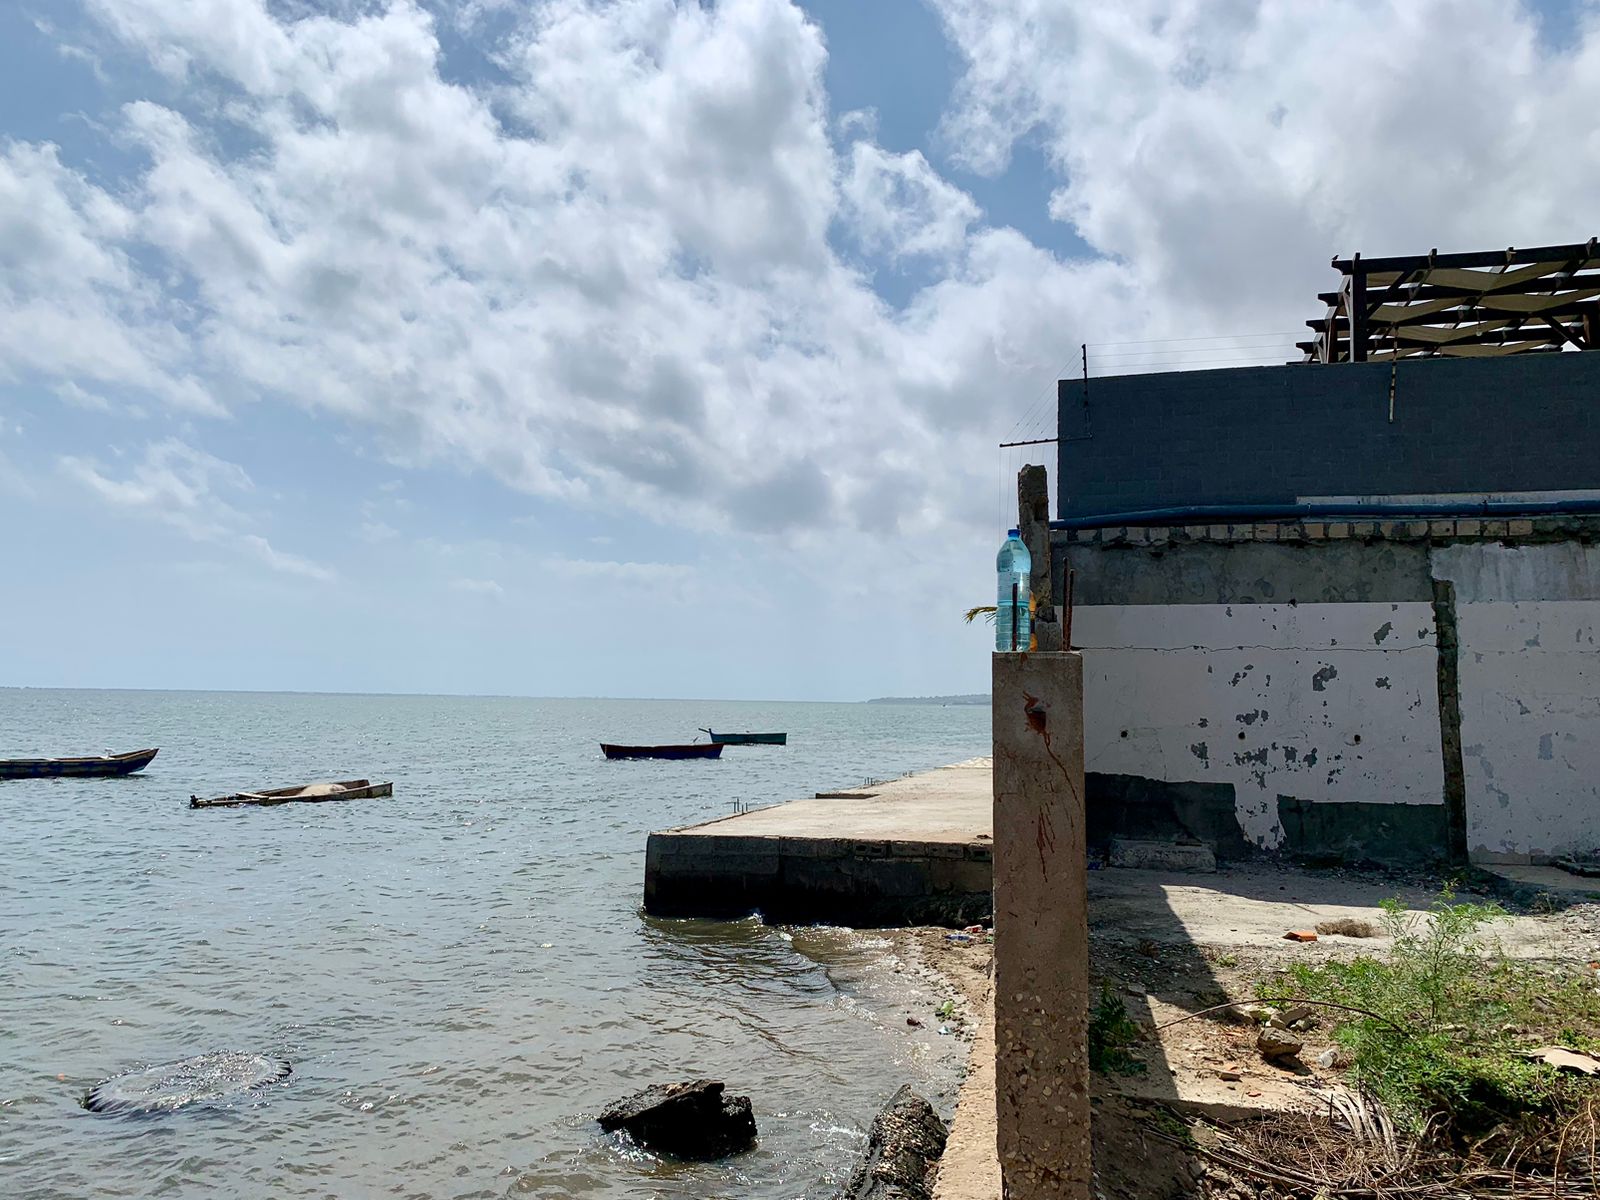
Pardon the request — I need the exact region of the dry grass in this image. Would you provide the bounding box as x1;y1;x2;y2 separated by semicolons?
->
1146;1090;1600;1197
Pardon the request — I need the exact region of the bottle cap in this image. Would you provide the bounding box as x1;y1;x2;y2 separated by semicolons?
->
1007;528;1019;537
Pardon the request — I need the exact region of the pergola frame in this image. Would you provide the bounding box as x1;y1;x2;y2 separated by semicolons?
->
1298;239;1600;363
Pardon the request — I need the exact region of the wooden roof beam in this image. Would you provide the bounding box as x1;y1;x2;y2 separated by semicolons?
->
1351;275;1600;305
1332;238;1598;275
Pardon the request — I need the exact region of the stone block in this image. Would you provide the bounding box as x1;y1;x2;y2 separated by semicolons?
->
1254;523;1279;540
1509;519;1534;537
1485;520;1509;537
1303;522;1326;539
1207;524;1230;540
1350;521;1373;538
1230;524;1256;540
1328;522;1352;538
1429;520;1456;538
1457;519;1482;537
892;840;961;859
1108;838;1217;873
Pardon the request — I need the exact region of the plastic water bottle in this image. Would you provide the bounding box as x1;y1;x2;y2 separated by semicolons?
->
995;529;1032;652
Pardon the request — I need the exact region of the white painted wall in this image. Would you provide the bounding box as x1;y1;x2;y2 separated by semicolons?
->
1076;602;1444;849
1433;543;1600;862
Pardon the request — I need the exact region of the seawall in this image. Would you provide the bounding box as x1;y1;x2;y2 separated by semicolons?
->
643;758;993;927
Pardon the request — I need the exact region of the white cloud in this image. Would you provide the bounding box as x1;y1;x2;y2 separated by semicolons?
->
5;0;1599;559
840;141;979;262
449;576;505;597
543;555;704;604
544;556;696;585
0;140;222;415
5;0;1110;545
930;0;1600;341
54;381;114;412
61;439;334;580
236;533;337;582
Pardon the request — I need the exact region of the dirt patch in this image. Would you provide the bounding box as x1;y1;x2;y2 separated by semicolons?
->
899;862;1600;1198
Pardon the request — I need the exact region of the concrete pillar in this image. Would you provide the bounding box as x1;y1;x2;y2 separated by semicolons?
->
992;651;1089;1200
1018;464;1061;651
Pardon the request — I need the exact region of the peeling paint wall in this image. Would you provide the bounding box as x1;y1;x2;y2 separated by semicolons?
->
1433;543;1600;863
1060;531;1600;865
1076;602;1444;851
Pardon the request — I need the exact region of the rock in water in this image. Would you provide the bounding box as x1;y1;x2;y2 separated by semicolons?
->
597;1079;756;1159
84;1052;291;1115
838;1085;948;1200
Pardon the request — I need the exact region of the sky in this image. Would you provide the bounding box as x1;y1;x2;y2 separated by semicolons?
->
0;0;1596;700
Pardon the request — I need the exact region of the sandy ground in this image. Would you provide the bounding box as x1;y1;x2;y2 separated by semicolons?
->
895;862;1600;1200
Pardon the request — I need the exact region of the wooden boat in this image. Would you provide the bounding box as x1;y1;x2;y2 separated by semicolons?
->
0;748;158;780
190;779;393;809
600;743;723;761
700;729;787;746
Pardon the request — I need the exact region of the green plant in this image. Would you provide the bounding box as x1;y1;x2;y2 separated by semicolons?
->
1377;892;1506;1029
1089;984;1146;1075
962;606;997;625
1261;890;1558;1132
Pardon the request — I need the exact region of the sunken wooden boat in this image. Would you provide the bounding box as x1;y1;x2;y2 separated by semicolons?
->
0;748;158;780
700;728;787;746
190;779;393;809
601;743;723;761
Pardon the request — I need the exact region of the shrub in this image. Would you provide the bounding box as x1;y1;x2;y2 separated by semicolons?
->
1264;890;1566;1133
1088;984;1146;1075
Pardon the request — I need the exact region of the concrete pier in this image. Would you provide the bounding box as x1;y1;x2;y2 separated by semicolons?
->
643;759;993;926
993;651;1090;1200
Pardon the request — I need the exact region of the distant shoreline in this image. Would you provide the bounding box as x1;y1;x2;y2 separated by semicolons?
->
0;685;939;705
863;694;990;706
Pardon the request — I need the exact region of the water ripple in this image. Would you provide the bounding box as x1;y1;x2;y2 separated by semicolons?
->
0;690;986;1198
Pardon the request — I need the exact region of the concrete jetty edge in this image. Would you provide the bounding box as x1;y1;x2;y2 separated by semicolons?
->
643;758;993;927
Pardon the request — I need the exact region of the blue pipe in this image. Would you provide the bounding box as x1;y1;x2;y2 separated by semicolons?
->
1050;498;1600;530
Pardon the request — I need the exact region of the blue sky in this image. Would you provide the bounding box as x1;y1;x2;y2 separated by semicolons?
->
1;0;1595;699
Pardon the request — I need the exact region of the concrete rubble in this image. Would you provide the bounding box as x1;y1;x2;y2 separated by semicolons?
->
836;1085;949;1200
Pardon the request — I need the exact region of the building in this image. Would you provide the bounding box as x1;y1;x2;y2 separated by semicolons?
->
1050;241;1600;867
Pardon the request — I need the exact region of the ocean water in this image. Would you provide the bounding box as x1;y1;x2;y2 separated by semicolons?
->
0;689;990;1199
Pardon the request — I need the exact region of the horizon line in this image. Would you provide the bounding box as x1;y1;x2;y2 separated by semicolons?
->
0;684;985;705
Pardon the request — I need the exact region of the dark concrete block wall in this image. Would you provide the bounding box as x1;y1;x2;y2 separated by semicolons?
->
1057;353;1600;519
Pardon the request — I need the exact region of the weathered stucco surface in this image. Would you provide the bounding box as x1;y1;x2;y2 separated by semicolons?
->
1434;543;1600;862
1058;532;1600;864
1075;602;1444;850
993;651;1090;1199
